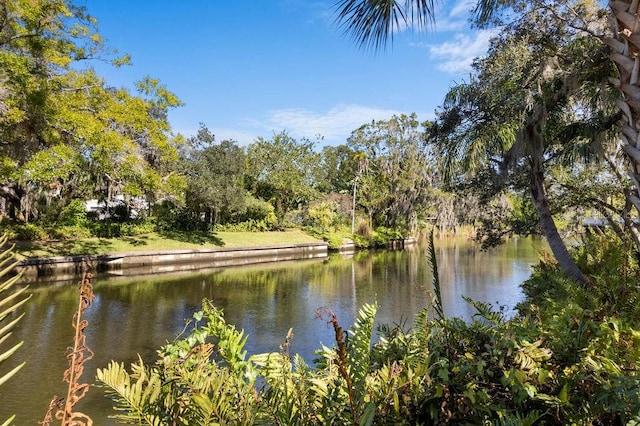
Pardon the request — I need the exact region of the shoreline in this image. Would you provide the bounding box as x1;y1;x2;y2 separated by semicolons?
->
16;237;417;284
17;242;330;282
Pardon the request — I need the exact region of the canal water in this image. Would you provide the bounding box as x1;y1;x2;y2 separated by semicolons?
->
1;237;543;424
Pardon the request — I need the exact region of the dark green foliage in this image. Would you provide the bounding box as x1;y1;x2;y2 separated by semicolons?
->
182;126;248;227
234;196;277;226
518;232;640;423
57;199;88;227
86;219;156;238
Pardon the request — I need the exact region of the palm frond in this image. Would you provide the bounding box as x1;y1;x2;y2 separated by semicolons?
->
473;0;502;27
334;0;438;51
0;234;29;425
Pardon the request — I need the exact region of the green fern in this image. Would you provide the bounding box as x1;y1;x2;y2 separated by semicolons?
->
347;302;377;425
426;229;445;320
463;296;506;326
347;302;377;400
0;234;30;426
200;300;250;375
96;357;163;425
497;410;544;426
98;300;259;425
514;339;552;372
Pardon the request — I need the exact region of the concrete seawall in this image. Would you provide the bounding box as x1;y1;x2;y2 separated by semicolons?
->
18;242;329;280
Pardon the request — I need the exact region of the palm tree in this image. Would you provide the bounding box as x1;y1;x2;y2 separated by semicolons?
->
607;1;640;245
335;0;618;284
438;5;619;285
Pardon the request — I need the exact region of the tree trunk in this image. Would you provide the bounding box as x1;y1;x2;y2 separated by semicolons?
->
607;1;640;245
0;183;26;222
530;157;588;285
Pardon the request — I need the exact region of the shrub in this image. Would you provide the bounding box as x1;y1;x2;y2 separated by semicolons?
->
306;201;338;231
58;199;88;227
212;219;273;232
47;225;92;240
237;196;277;228
305;227;346;249
10;223;49;240
119;220;155;236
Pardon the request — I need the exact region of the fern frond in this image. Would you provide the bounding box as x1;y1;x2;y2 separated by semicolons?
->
191;393;217;425
463;296;506;326
514;339;552;372
344;302;377;423
498;409;544;426
251;351;292;394
292;353;310;374
201;299;250;373
348;302;377;394
96;358;163;425
426;229;445;320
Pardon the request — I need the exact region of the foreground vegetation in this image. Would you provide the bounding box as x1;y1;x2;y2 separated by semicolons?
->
94;232;639;425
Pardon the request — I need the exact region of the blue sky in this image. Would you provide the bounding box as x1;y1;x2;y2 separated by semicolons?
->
83;0;495;147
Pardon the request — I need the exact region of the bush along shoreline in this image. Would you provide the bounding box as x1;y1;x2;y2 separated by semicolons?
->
92;231;640;425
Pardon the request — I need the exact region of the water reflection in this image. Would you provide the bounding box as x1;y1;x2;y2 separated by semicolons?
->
0;237;542;424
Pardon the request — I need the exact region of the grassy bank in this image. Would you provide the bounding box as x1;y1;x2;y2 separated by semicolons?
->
12;229;323;259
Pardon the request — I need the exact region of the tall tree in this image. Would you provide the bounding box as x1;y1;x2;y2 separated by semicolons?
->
318;144;358;194
436;2;618;285
347;113;436;233
183;125;246;225
0;0;107;219
0;0;184;222
246;131;322;219
334;0;622;284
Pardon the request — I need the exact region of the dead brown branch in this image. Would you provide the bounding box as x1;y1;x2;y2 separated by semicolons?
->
40;260;95;426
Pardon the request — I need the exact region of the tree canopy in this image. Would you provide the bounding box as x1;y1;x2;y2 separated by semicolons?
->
0;0;183;223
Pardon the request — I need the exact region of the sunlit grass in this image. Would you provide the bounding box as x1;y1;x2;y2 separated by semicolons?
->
14;229;323;259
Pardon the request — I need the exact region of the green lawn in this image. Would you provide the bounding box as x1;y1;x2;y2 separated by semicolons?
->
13;230;324;259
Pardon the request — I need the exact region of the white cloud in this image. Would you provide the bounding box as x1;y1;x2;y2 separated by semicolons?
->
245;104;429;145
430;0;474;32
449;0;475;18
428;28;498;74
406;1;497;74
